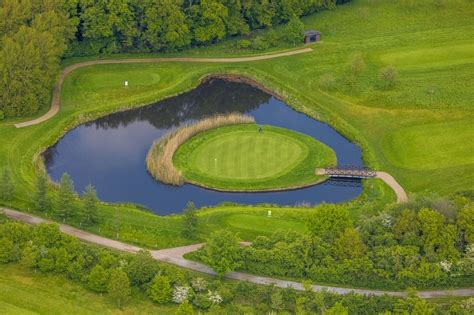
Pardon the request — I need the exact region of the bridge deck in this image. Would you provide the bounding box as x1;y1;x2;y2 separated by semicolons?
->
321;166;377;179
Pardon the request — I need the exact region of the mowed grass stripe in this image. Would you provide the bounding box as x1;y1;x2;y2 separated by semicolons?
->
173;124;336;191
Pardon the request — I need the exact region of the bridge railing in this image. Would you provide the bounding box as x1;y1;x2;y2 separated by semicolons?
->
323;165;377;178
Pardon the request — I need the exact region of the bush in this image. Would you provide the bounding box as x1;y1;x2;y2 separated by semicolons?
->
252;36;270;51
0;110;4;120
379;66;398;89
235;39;251;50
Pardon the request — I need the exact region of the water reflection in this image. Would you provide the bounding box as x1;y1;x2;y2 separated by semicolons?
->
44;79;363;215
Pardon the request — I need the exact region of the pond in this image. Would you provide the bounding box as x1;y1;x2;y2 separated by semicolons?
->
44;78;363;215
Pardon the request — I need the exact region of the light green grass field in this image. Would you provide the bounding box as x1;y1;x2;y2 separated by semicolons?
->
0;264;175;315
174;124;336;190
0;0;471;248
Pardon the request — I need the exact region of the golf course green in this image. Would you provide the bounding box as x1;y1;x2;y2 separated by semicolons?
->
173;124;336;191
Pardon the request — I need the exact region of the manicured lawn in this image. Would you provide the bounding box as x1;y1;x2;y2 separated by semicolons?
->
0;0;471;248
0;264;175;315
174;124;336;191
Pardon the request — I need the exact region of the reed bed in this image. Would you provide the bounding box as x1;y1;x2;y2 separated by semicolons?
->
146;113;255;185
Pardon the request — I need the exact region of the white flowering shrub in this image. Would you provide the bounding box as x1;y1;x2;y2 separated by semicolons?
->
191;277;207;292
207;290;223;305
173;286;190;304
439;260;452;272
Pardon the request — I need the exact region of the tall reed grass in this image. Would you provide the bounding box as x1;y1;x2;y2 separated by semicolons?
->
146;113;255;185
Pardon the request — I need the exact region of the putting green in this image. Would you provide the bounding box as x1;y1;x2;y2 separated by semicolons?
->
173;124;336;191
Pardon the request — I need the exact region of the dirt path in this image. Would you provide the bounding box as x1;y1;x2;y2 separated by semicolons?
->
376;171;408;203
13;48;313;128
3;207;472;298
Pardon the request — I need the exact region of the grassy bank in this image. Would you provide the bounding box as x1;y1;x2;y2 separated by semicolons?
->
0;264;175;315
174;124;336;191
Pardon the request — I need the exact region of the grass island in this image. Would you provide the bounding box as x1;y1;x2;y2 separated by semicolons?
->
173;124;336;191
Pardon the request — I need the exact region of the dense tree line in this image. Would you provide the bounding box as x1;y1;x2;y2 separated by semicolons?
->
0;0;352;119
1;215;473;314
199;195;474;290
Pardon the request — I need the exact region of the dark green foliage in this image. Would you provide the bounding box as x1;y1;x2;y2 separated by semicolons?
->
182;201;198;239
107;269;131;309
202;230;241;277
126;249;157;286
87;265;109;293
148;275;172;304
0;169;14;201
34;173;49;212
238;199;474;289
283;15;305;46
81;184;99;226
56;173;76;222
0;219;468;312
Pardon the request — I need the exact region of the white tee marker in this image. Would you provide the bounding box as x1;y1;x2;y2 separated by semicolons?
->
124;80;129;87
267;210;272;217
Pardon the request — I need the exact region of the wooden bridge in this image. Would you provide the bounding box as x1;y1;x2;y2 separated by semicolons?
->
319;165;377;179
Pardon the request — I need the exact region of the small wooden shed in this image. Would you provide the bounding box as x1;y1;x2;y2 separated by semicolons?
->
304;30;321;44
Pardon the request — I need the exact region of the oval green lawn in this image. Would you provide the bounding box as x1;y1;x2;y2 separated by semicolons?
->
173;124;336;191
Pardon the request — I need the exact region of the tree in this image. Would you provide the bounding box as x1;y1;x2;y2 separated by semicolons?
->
56;173;76;222
222;0;249;36
87;264;109;293
143;0;191;51
333;228;367;261
148;274;172;304
190;0;228;44
79;0;138;53
34;173;49;212
0;169;14;201
126;249;157;286
0;238;14;263
182;201;198;239
306;204;352;241
203;230;240;277
457;204;474;245
107;269;131;309
283;15;304;46
81;184;99;226
379;66;398;89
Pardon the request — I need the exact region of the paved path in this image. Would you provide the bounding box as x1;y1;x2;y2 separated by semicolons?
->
14;48;313;128
3;207;472;298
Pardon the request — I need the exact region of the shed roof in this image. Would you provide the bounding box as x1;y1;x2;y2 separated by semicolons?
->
304;30;321;36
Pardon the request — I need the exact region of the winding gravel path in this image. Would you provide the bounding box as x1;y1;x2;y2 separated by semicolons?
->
14;48;313;128
3;207;472;298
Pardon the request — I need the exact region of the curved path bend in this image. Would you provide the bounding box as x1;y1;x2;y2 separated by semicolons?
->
14;48;313;128
3;207;472;299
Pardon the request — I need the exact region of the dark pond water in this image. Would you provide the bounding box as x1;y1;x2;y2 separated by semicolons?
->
44;79;363;215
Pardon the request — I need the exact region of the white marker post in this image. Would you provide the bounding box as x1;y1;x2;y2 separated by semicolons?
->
267;210;272;217
124;80;129;87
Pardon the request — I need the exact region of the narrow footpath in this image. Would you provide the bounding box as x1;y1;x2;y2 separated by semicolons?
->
14;48;313;128
2;208;472;299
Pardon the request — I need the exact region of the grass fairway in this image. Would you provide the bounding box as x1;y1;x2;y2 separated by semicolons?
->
0;264;175;315
174;124;336;191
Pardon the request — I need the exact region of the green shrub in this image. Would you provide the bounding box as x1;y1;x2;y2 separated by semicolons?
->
0;110;4;120
235;39;251;50
252;36;270;51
